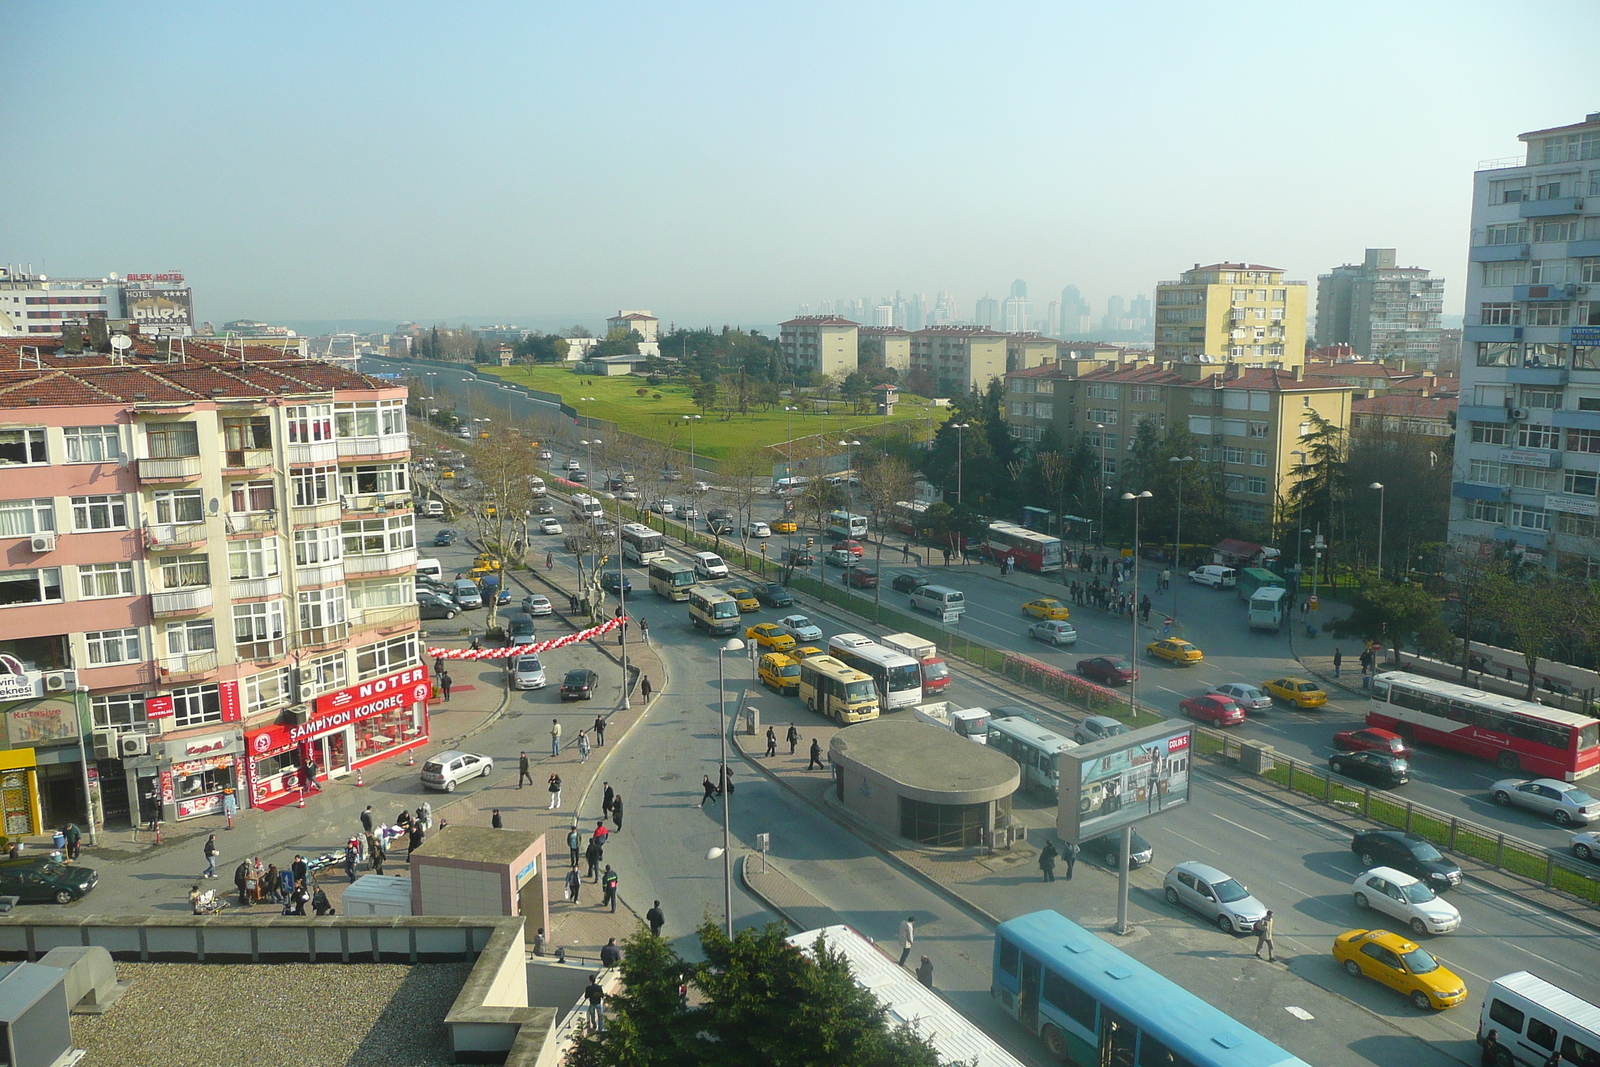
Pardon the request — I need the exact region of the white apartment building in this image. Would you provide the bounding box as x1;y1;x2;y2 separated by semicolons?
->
0;268;195;337
779;316;859;379
1450;112;1600;576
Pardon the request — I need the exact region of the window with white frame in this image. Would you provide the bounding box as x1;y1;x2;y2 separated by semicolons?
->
1249;450;1267;467
1467;499;1506;523
1484;223;1528;246
1101;456;1117;476
1557;512;1599;539
1247;476;1267;495
0;568;62;607
355;633;419;680
285;405;333;444
233;601;286;648
1526;305;1571;327
0;499;55;537
1533;219;1579;244
1247;422;1268;439
1517;425;1560;450
157;557;210;589
1480;303;1519;325
1530;260;1570;285
152;489;204;525
1583;258;1600;284
1523;389;1563;409
1482;262;1527;287
348;577;412;611
170;683;222;729
79;562;135;598
63;425;121;463
71;494;128;532
1510;503;1551;531
1513;465;1560;490
1467;460;1509;485
243;667;293;716
297;586;347;630
290;466;338;507
0;428;48;467
85;627;142;666
1221;446;1247;465
165;619;216;655
1489;177;1529;205
294;525;342;565
303;650;348;696
92;692;152;733
145;422;199;459
228;538;280;580
334;399;406;438
1567;427;1600;454
229;480;275;514
342;514;414;556
1563;470;1599;497
1086;409;1117;425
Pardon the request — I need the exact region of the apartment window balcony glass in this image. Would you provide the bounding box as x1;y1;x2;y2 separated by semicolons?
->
137;455;203;483
230;575;284;600
159;649;219;681
145;522;209;550
343;548;418;577
292;502;343;528
297;622;349;651
294;562;346;587
355;602;419;630
151;586;214;618
335;433;410;459
225;512;278;537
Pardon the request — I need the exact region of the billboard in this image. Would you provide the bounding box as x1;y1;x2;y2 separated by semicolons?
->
123;287;193;328
1057;721;1192;845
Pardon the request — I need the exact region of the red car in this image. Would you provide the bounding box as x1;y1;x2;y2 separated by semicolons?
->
1332;727;1411;758
833;539;866;558
842;566;878;588
1077;656;1138;686
1179;694;1245;726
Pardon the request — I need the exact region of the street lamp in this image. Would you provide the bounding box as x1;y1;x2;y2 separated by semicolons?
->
581;437;602;482
838;439;860;512
1168;456;1193;621
951;423;971;503
680;415;701;480
713;637;745;936
1370;482;1386;581
1118;488;1152;937
1095;423;1108;546
601;492;630;711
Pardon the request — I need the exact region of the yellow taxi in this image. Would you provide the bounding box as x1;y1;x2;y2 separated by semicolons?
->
773;519;798;534
759;652;801;696
483;504;498;519
469;554;503;576
1146;638;1203;666
1331;929;1467;1011
790;645;825;661
745;623;796;652
1022;598;1071;620
1264;676;1328;708
441;468;457;479
728;587;760;613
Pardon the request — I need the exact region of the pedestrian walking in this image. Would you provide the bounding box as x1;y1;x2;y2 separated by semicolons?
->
584;974;605;1031
548;773;563;810
434;655;445;675
565;867;582;904
916;955;934;989
610;794;624;832
567;826;582;868
593;715;606;746
701;775;718;807
786;723;800;754
361;805;375;834
202;834;219;879
518;752;532;788
291;854;308;888
407;822;424;857
370;838;386;876
1333;648;1343;678
491;808;503;829
647;900;665;937
601;938;622;968
550;718;563;757
765;725;778;758
1481;1030;1501;1067
578;730;591;762
1064;840;1078;880
640;617;649;643
546;552;554;570
440;670;453;701
640;675;653;701
898;916;915;967
585;837;603;881
1253;910;1275;961
601;865;619;912
808;738;825;770
1038;840;1058;883
602;782;615;818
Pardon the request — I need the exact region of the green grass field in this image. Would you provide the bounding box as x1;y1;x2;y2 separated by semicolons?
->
484;365;946;459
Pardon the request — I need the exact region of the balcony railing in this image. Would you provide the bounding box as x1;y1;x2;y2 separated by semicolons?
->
150;586;214;617
355;602;420;630
343;548;418;576
237;637;289;662
336;433;410;459
297;622;349;650
137;455;204;483
229;575;284;600
294;562;346;587
342;492;411;514
224;448;274;471
291;502;343;528
159;649;218;680
145;522;209;550
225;511;278;537
285;440;339;465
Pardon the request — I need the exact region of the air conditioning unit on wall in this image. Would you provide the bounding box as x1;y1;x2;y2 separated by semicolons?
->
44;670;76;692
92;731;120;760
30;534;55;553
119;734;149;758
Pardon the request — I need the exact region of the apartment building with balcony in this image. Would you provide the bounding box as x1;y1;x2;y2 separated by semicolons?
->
1154;263;1308;369
0;333;428;834
779;316;860;379
1450;113;1600;577
858;326;911;372
909;326;1009;396
1315;248;1446;365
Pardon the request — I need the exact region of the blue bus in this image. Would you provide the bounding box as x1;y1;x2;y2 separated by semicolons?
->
992;911;1312;1067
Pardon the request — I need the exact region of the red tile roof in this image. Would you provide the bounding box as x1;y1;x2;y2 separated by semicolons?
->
1189;262;1285;273
780;316;859;327
1192;368;1350;392
1352;395;1455;419
1077;363;1185;385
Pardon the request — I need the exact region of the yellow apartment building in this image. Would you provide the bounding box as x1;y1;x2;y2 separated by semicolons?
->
1154;262;1308;369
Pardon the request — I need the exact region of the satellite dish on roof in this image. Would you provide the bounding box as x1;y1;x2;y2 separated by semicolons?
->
110;335;133;351
108;273;119;281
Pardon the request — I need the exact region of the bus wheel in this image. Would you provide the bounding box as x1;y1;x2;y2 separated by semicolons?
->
807;698;816;712
1041;1024;1069;1060
1496;751;1519;771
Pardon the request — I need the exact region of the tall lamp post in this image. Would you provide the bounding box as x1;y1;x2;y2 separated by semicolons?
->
1095;423;1108;546
1118;488;1152;936
1370;482;1386;581
712;637;745;936
581;437;602;482
680;415;701;480
951;423;971;503
839;439;860;512
602;492;631;711
1168;456;1193;620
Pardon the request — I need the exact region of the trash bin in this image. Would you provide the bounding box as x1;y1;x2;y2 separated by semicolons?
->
52;832;65;850
744;706;760;735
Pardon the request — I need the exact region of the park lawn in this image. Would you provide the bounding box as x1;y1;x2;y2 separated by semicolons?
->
485;364;946;459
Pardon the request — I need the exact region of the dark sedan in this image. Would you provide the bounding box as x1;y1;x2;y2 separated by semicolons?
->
599;572;633;594
841;566;878;589
1329;750;1410;788
755;582;794;608
891;573;929;594
560;668;600;700
1077;656;1138;686
0;858;98;904
781;549;815;568
1350;829;1462;891
1083;828;1153;869
433;529;458;546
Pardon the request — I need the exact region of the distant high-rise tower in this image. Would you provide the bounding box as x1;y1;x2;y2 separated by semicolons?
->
974;296;1000;328
1001;291;1032;333
1046;301;1061;337
1010;279;1028;299
933;291;955;325
1315;248;1444;363
1060;285;1091;335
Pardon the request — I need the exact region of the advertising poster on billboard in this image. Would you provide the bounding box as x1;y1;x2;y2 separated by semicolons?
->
123;287;193;328
1058;722;1192;845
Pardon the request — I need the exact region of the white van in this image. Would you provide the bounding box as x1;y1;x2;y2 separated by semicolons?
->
416;557;444;581
1480;971;1600;1066
1187;565;1238;588
691;551;729;580
421;499;445;518
527;476;547;498
572;494;604;520
909;585;965;617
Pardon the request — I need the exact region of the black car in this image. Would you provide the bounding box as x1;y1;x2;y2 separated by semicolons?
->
1082;828;1153;869
1350;830;1462;891
782;549;815;568
1329;751;1409;788
600;571;633;594
433;529;458;546
891;573;929;594
560;668;600;700
1076;656;1138;686
417;591;459;620
755;582;794;608
0;858;97;904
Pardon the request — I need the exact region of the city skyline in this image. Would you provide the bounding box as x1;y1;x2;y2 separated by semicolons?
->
1;4;1594;329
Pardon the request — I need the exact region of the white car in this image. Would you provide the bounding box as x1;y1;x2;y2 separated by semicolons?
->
420;750;493;792
692;481;711;493
650;500;676;517
746;521;772;538
522;594;553;617
777;614;823;642
566;459;582;470
1491;778;1598;825
539;517;564;535
538;449;553;460
1571;831;1600;862
1352;866;1461;935
509;653;547;690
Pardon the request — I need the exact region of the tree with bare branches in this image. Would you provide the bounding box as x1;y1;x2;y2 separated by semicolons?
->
858;454;916;616
464;434;540;627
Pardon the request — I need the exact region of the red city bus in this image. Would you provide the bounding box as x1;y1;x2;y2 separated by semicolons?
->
1368;671;1600;781
981;521;1063;573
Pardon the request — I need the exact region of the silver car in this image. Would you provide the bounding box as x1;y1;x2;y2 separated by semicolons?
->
509;653;547;690
420;750;493;792
1209;682;1273;713
1491;778;1598;825
1028;620;1078;646
1163;860;1269;934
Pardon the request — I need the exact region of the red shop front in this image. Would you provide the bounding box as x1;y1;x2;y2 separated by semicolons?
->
244;666;431;811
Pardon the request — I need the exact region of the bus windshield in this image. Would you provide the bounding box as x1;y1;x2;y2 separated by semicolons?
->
846;680;875;702
1583;723;1599;750
713;602;739;619
671;570;694;587
886;663;921;693
924;661;949;683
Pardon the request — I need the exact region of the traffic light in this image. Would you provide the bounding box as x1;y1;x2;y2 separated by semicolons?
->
806;537;814;548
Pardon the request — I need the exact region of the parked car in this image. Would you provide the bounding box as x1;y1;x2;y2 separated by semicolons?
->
891;573;929;594
421;750;494;792
1329;751;1410;788
433;529;458;546
1334;727;1411;757
1021;598;1071;620
450;579;484;609
746;623;796;652
0;858;98;904
600;571;633;594
841;566;878;589
1350;830;1462;890
522;593;552;616
1083;828;1153;869
1491;777;1598;825
777;614;823;642
1352;867;1461;936
1163;860;1268;934
1073;715;1129;745
1077;656;1137;686
1027;620;1078;646
1179;694;1245;727
539;517;563;535
755;583;794;608
560;668;600;700
1330;929;1467;1010
509;653;547;690
1208;682;1272;713
1146;638;1203;665
727;587;760;612
417;591;459;620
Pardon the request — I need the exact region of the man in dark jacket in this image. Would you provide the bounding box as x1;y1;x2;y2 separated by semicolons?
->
585;837;604;882
646;900;665;937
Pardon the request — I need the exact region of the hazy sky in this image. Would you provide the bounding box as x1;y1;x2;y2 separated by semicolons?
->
3;2;1597;331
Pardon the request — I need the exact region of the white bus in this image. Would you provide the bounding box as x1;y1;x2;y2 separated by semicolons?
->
687;584;741;637
827;510;870;540
647;558;696;601
986;716;1079;798
826;633;922;709
620;522;666;565
1479;971;1600;1067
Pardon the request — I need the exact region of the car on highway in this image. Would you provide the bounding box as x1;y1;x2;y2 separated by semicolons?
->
832;539;867;558
1209;682;1272;713
1330;929;1467;1010
755;583;794;608
1571;831;1600;862
727;587;760;613
692;480;712;493
777;614;823;642
522;594;553;617
678;503;699;520
532;500;555;516
450;579;484;610
1022;598;1071;620
509;653;547;690
773;519;798;534
433;529;458;546
789;644;825;661
824;547;858;567
746;521;772;538
1179;694;1245;727
1490;777;1598;825
1084;828;1153;869
1163;860;1268;934
538;449;553;460
782;548;815;568
1333;727;1410;758
1073;715;1128;745
1352;867;1461;936
891;573;929;594
570;470;588;483
1263;676;1327;708
417;590;459;620
0;858;98;904
649;500;676;517
539;517;563;535
1146;638;1203;666
1328;751;1410;788
842;565;878;589
661;467;682;481
746;623;797;652
421;750;494;792
1077;656;1137;686
599;571;632;594
1028;619;1077;646
559;668;600;700
565;459;581;471
1350;830;1462;890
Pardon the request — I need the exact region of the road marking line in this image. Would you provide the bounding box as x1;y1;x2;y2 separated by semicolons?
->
1510;944;1581;976
1211;813;1270;840
1167;830;1219;855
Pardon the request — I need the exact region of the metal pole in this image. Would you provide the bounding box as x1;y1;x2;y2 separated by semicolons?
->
716;647;733;937
73;687;99;845
1096;423;1107;547
1116;824;1132;935
1169;456;1191;622
617;498;630;711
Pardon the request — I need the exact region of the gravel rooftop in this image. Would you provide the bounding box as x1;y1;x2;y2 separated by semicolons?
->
72;961;473;1067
